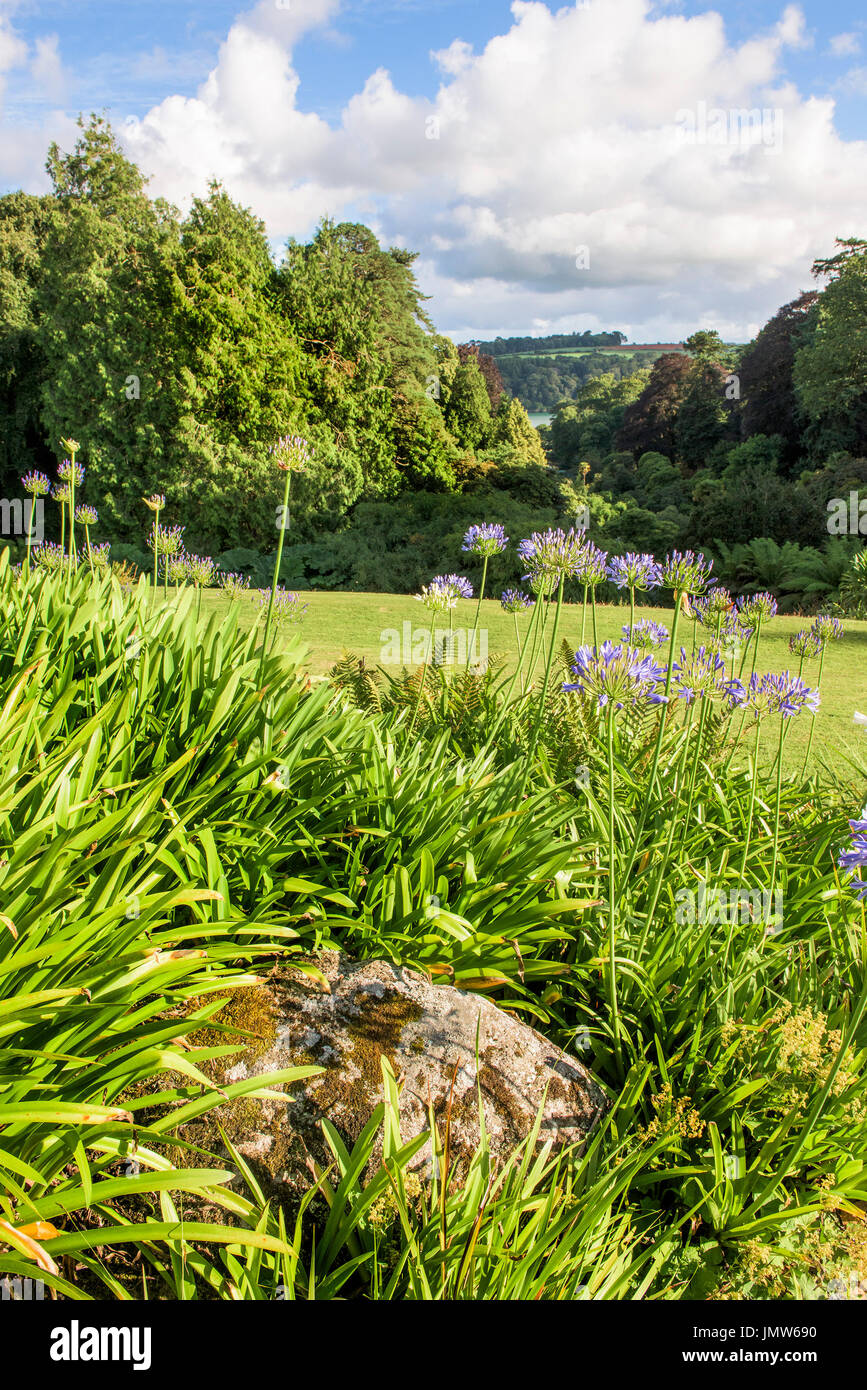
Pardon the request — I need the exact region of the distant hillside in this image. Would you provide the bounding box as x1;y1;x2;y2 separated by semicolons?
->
471;330;628;355
465;332;689;412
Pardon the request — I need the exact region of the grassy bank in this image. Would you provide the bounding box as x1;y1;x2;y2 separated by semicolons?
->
199;589;867;776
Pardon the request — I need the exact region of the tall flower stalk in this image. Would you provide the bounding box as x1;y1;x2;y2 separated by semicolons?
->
59;440;81;578
143;495;166;597
75;505;98;576
563;640;668;1075
462;524;507;670
259;436;312;684
607;553;662;646
801;616;843;774
408;581;454;738
21;472;50;577
619;551;715;901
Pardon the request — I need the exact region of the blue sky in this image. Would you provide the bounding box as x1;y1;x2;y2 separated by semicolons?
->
4;0;866;134
1;0;866;340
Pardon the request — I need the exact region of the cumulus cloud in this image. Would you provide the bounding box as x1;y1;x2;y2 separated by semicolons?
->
828;32;861;59
7;0;867;340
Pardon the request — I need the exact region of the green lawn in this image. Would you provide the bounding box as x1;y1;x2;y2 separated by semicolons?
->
199;589;867;779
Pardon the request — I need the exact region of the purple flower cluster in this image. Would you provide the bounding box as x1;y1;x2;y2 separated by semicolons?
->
218;571;252;598
574;541;609;587
269;435;313;472
87;541;111;569
736;591;778;624
606;552;662;591
690;587;735;624
433;573;474;600
789;629;821;659
75;504;98;526
185;554;217;587
462;523;508;557
811;614;844;646
32;542;65;571
564;641;668;712
518;527;590;583
671;645;730;704
256;587;308;627
416;581;457;613
21;471;51;498
734;670;820;718
500;588;534;613
838;818;867;900
659;550;715;597
622;619;669;650
57;458;84;486
148;522;185;558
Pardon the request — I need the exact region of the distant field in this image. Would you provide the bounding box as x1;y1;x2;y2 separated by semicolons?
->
200;589;867;780
492;346;681;361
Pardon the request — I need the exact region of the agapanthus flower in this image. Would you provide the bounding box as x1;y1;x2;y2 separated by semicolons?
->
838;821;867;900
256;586;307;627
691;587;735;625
32;542;66;571
528;569;557;597
789;629;821;659
721;677;749;710
722;612;751;644
518;527;587;582
75;504;98;526
162;554;189;585
606;552;662;591
87;542;111;569
838;829;867;871
622;619;669;650
148;522;185;557
500;588;535;613
185;554;217;587
671;645;728;704
415;581;456;613
59;437;80;455
21;471;50;497
810;614;844;646
57;458;84;486
462;523;508;557
563;641;668;711
143;494;165;512
269;435;313;472
433;573;473;600
51;483;70;505
660;550;715;597
574;541;609;587
756;671;820;718
736;591;778;623
218;571;251;598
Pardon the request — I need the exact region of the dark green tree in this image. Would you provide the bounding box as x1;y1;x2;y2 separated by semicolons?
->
446;355;493;450
0;191;54;496
169;183;309;548
793;240;867;460
36;116;181;538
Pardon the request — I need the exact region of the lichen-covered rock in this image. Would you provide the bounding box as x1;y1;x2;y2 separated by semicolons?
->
202;950;608;1194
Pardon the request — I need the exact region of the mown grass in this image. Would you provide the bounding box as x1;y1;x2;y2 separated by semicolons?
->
199;589;867;776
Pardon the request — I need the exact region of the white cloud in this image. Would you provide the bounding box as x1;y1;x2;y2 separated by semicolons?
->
828;32;861;59
30;34;66;100
0;13;27;109
5;0;867;341
836;65;867;96
774;4;811;50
